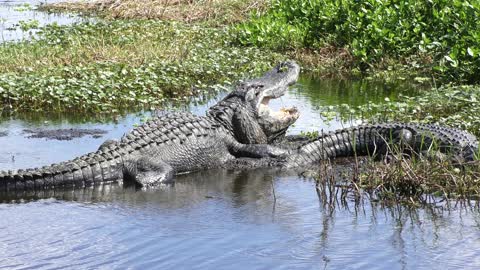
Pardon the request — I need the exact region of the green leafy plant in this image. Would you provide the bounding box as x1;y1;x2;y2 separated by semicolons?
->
18;19;40;32
233;0;480;83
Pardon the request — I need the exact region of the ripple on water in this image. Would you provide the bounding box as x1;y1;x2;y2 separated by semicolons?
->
2;165;480;269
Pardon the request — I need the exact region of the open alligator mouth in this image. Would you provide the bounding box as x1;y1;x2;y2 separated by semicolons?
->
255;60;300;125
206;60;301;143
249;61;301;142
257;94;300;143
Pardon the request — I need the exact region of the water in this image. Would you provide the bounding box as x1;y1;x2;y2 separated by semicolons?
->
2;172;480;269
2;76;478;269
0;0;85;42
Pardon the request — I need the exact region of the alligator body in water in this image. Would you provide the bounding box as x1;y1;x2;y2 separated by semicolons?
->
0;61;478;192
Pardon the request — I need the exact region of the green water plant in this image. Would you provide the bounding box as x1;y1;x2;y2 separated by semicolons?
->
13;3;33;12
18;19;40;32
234;0;480;83
314;146;480;206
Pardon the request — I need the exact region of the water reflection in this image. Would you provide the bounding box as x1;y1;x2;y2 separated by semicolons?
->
297;75;419;107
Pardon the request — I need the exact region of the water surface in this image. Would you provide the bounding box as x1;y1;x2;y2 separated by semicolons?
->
1;77;479;269
0;0;85;42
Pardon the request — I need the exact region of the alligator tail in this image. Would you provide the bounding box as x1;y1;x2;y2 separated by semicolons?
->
0;150;124;194
288;123;479;166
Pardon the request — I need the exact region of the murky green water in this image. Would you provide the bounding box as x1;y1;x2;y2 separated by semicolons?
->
2;74;479;269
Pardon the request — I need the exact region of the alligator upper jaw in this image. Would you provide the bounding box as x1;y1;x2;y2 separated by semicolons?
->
252;61;300;141
254;61;300;104
255;60;300;118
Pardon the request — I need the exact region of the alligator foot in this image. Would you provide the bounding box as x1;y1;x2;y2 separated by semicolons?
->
123;157;174;188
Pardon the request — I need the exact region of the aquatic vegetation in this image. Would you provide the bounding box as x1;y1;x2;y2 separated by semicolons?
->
17;19;40;32
356;158;480;204
0;20;283;113
234;0;480;83
314;154;480;207
12;3;33;12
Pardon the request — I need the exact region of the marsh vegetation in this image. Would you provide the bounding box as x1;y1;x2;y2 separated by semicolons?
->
0;20;283;113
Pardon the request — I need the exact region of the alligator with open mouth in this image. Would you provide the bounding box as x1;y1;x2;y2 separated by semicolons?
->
0;61;478;192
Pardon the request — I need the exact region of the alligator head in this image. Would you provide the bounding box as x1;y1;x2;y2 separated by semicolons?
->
208;61;300;144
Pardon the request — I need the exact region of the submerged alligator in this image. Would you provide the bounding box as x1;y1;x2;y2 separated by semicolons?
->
0;61;478;192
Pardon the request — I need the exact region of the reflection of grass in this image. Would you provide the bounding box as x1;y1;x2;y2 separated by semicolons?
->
0;20;282;114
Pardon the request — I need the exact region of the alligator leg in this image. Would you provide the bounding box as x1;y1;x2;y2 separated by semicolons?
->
230;143;288;159
123;157;174;187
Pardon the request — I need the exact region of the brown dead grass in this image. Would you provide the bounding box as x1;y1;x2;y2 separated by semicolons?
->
42;0;268;25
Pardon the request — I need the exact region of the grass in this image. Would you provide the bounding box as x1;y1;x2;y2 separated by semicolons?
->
314;154;480;207
39;0;354;75
40;0;268;26
0;20;284;114
0;0;286;114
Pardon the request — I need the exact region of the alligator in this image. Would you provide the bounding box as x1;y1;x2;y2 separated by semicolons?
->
0;61;301;191
0;61;478;193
